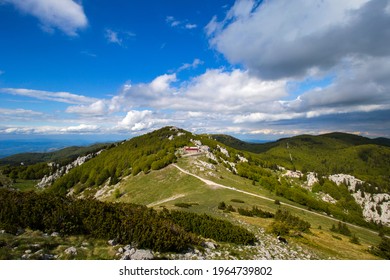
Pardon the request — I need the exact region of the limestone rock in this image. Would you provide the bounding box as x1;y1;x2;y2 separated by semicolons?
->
64;246;77;255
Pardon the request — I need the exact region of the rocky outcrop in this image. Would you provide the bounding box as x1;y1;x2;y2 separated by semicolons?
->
217;145;230;158
328;174;390;226
157;226;319;260
117;245;154;260
353;192;390;226
64;246;77;255
328;174;364;191
306;172;319;187
36;151;103;188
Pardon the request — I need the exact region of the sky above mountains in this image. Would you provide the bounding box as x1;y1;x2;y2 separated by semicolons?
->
0;0;389;140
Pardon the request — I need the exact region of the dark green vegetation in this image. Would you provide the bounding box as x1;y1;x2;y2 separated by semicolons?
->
50;128;195;195
0;188;255;252
270;209;311;235
236;161;368;228
370;237;390;260
330;222;352;236
218;132;390;193
212;134;278;153
1;162;52;181
0;143;110;190
162;210;256;245
237;206;274;218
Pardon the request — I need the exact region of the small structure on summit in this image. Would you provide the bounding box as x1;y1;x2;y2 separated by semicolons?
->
184;146;200;153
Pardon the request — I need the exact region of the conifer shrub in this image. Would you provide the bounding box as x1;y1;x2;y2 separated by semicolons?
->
164;210;256;245
231;199;245;203
0;188;258;252
269;209;311;235
174;203;192;208
237;206;274;218
370;237;390;260
330;222;352;236
217;201;226;210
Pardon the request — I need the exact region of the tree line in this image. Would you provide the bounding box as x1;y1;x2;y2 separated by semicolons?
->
0;188;256;252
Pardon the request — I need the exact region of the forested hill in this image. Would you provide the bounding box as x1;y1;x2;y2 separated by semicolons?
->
215;132;390;192
50;127;208;195
213;132;390;154
212;134;279;153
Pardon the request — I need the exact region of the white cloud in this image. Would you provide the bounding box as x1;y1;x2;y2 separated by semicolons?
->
234;112;304;123
118;110;154;131
107;69;287;115
166;16;180;27
177;58;203;72
283;56;390;116
185;23;197;29
166;15;197;30
181;69;287;112
150;74;177;93
207;0;390;79
105;28;122;45
0;108;43;116
4;0;88;36
66;100;107;115
60;124;99;133
104;28;136;47
0;88;97;104
0;124;101;135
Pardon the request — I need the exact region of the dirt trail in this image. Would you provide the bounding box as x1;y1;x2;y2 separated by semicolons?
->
172;164;382;236
147;194;186;207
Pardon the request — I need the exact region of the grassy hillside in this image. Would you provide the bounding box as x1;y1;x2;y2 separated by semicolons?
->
97;155;384;260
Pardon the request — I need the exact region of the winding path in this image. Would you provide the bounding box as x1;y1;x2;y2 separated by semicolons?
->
172;164;382;236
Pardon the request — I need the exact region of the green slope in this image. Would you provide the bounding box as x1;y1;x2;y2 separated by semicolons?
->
215;133;390;192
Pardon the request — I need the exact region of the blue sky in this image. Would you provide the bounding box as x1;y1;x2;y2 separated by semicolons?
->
1;0;390;141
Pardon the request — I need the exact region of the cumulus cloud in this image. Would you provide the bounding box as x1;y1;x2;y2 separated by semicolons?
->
0;88;97;104
108;69;287;114
283;56;390;115
118;110;155;131
4;0;88;36
208;0;390;79
150;74;177;93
